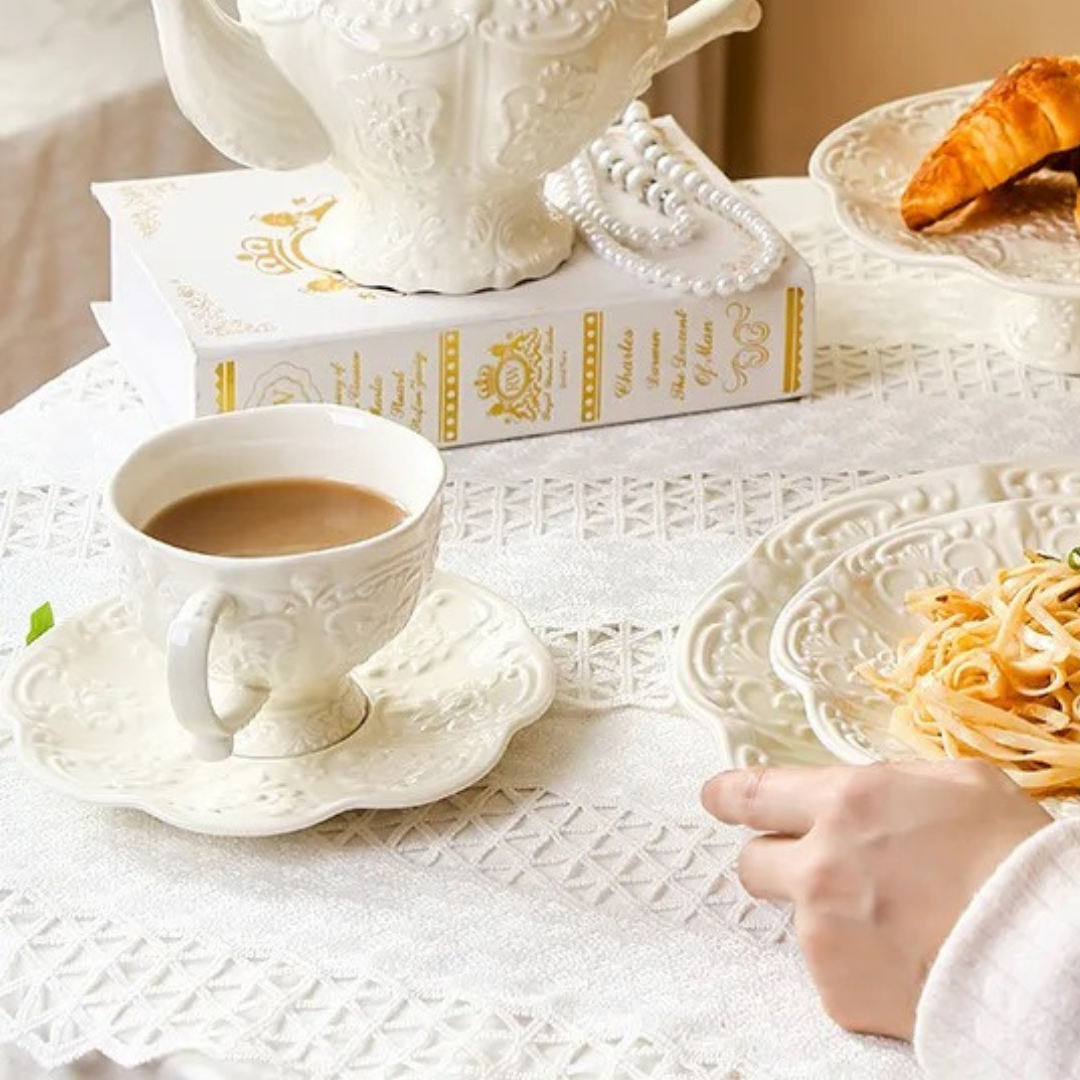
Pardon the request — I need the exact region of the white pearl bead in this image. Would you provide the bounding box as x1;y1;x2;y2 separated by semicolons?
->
625;165;649;193
557;116;786;300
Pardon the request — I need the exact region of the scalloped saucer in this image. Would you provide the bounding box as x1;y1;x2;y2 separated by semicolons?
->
0;571;556;837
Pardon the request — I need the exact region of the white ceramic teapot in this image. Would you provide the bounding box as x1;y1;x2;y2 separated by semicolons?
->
149;0;760;293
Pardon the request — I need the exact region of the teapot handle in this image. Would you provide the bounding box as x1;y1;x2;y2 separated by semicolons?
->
657;0;761;73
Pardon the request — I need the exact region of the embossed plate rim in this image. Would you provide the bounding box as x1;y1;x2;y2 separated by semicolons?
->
767;496;1080;815
808;81;1080;300
770;496;1080;760
0;570;557;837
673;462;1080;767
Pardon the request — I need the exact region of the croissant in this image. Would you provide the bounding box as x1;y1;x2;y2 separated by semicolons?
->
902;56;1080;231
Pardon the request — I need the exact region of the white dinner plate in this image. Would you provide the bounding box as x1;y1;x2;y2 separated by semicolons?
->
770;497;1080;760
673;463;1080;768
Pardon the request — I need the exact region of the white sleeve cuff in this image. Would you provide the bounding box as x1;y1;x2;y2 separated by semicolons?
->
915;818;1080;1080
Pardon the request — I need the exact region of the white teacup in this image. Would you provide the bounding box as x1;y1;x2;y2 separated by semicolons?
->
104;405;445;762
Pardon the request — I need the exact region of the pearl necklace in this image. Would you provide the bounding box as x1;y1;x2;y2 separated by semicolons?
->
549;101;785;297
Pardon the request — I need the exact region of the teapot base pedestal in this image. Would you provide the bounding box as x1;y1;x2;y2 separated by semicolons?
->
306;187;575;294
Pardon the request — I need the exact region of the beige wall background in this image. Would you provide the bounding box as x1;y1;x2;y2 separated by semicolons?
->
653;0;1080;178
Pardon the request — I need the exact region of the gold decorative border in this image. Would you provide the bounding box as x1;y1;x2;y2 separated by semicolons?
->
215;361;237;413
116;179;184;239
783;286;805;395
172;280;277;338
581;311;602;423
439;330;461;444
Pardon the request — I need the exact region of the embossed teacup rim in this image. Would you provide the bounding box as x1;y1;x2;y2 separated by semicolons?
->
104;403;446;567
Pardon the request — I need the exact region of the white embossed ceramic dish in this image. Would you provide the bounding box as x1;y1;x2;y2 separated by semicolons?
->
0;571;556;837
673;463;1080;769
809;83;1080;373
770;497;1080;763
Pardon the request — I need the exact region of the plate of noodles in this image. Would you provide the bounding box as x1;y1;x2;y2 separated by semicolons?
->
770;497;1080;804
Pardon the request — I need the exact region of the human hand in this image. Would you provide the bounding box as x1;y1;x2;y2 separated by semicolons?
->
701;761;1051;1039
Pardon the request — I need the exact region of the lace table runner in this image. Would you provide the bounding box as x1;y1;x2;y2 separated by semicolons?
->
1;180;1073;1078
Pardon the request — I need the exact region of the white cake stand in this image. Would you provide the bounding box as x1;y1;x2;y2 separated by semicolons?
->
810;82;1080;376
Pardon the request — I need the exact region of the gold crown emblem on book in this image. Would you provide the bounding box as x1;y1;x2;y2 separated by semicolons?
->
236;197;374;297
238;235;304;277
474;328;545;423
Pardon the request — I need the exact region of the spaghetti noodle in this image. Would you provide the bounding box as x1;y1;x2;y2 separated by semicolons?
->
859;551;1080;795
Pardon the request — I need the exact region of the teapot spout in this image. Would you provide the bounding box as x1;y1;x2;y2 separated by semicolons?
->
658;0;761;73
148;0;331;170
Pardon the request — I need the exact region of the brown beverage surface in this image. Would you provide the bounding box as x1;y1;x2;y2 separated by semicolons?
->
143;477;407;557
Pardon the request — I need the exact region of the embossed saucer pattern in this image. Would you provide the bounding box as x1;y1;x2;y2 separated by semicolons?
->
0;571;556;837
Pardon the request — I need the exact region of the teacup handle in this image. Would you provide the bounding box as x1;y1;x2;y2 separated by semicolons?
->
166;589;270;762
657;0;761;73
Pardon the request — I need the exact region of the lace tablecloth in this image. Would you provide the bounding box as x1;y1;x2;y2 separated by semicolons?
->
2;178;1076;1079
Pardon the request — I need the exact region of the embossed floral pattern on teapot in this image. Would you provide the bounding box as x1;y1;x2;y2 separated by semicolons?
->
149;0;760;293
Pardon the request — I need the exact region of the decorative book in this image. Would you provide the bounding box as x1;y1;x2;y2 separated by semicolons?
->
94;118;813;447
